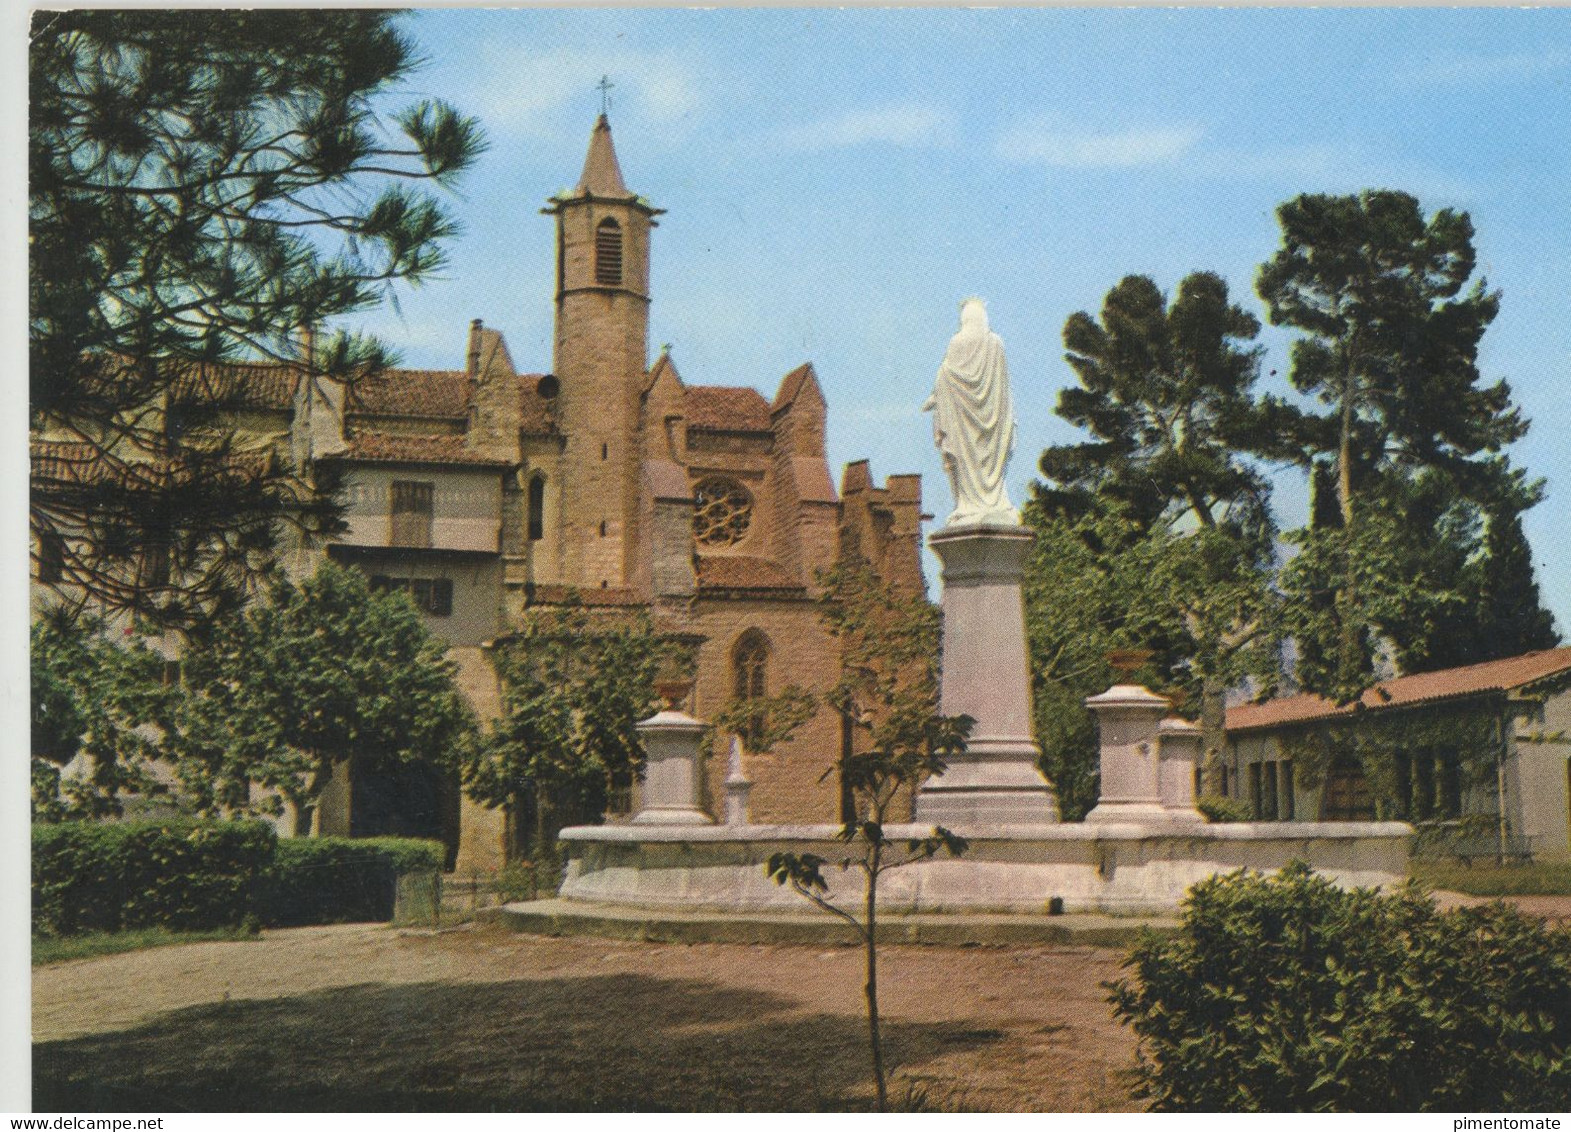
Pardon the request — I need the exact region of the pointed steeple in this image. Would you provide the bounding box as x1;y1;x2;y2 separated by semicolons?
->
575;114;633;198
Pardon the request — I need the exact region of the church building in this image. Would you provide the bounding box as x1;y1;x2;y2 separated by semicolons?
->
31;115;926;869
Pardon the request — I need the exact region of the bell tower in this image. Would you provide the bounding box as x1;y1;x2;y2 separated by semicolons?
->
544;114;663;589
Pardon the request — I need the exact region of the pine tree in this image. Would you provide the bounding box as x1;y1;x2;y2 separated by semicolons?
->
30;10;484;631
1257;190;1539;698
1037;271;1280;766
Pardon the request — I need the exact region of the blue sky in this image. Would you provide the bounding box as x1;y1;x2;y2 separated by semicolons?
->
354;8;1571;630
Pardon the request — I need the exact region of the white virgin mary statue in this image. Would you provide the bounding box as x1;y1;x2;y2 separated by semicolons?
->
922;298;1020;527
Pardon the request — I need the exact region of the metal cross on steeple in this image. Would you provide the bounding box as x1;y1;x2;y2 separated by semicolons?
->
597;75;614;116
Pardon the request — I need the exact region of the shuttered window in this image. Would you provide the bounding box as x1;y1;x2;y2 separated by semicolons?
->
390;481;434;548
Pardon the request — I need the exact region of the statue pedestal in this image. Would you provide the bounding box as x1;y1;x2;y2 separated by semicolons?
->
914;524;1058;827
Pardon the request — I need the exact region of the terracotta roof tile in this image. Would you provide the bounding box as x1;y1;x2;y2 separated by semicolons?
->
30;441;101;483
684;386;772;432
1226;648;1571;733
331;432;515;468
168;361;299;411
348;370;470;420
696;555;803;592
31;439;272;485
518;376;557;435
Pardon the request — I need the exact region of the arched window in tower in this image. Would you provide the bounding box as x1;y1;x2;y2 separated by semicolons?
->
595;217;623;286
732;631;770;751
527;474;546;542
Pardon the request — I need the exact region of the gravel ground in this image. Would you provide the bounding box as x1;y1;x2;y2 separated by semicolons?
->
33;922;1141;1111
36;892;1571;1112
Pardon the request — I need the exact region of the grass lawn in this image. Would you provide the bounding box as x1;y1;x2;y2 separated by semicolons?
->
33;926;260;966
1410;859;1571;897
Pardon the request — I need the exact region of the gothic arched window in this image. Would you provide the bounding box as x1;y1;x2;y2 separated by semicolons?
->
733;630;770;750
527;474;546;542
595;217;623;286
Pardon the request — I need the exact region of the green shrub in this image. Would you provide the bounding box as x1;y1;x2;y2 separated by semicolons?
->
1109;862;1571;1111
258;836;444;927
1196;794;1252;823
32;819;276;936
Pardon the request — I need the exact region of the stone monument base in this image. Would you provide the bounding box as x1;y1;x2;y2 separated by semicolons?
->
556;821;1412;915
915;522;1059;826
912;740;1059;826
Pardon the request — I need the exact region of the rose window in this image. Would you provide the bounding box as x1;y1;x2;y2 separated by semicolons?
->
692;477;753;546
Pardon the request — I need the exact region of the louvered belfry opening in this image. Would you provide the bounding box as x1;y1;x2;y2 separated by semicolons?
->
390;480;434;548
595;217;623;285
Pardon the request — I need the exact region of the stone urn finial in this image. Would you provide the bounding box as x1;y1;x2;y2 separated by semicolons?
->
655;680;692;712
1106;649;1154;680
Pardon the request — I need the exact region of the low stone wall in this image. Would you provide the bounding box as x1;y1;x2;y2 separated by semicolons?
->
558;821;1413;915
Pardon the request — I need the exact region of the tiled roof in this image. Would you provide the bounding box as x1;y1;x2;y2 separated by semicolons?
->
30;441;101;483
518;376;557;435
696;555;803;592
168;361;299;411
1226;648;1571;733
31;439;272;485
684;386;772;433
348;370;470;420
331;432;515;468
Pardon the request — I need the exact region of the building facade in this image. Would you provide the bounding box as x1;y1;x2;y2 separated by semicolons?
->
32;115;927;869
1224;648;1571;858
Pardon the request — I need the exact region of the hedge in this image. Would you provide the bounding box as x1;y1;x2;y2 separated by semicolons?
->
33;820;444;936
1109;862;1571;1111
259;836;444;927
33;819;276;936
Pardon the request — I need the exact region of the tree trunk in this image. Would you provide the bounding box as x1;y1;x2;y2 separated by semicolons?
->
1199;676;1228;796
290;797;312;838
864;849;887;1112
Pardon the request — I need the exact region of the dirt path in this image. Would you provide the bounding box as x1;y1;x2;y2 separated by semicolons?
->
33;922;1140;1112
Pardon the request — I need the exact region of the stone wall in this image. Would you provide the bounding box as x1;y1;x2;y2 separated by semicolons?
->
689;597;847;824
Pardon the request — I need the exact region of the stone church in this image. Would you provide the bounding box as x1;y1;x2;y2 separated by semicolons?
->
35;115;926;869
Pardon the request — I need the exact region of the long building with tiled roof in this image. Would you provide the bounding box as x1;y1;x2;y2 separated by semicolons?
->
1223;649;1571;855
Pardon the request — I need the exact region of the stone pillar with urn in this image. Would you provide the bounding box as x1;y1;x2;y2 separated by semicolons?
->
631;681;713;826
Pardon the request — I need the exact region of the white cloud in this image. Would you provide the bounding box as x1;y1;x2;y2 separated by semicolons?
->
1185;142;1473;201
1394;47;1571;86
765;105;956;152
459;47;700;137
997;122;1202;168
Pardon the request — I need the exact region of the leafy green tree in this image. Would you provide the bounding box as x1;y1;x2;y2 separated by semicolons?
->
1256;190;1538;697
1415;467;1560;669
30;609;175;821
175;560;475;833
1466;491;1560;661
1039;271;1281;761
1021;494;1177;817
463;603;681;850
30;9;484;631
